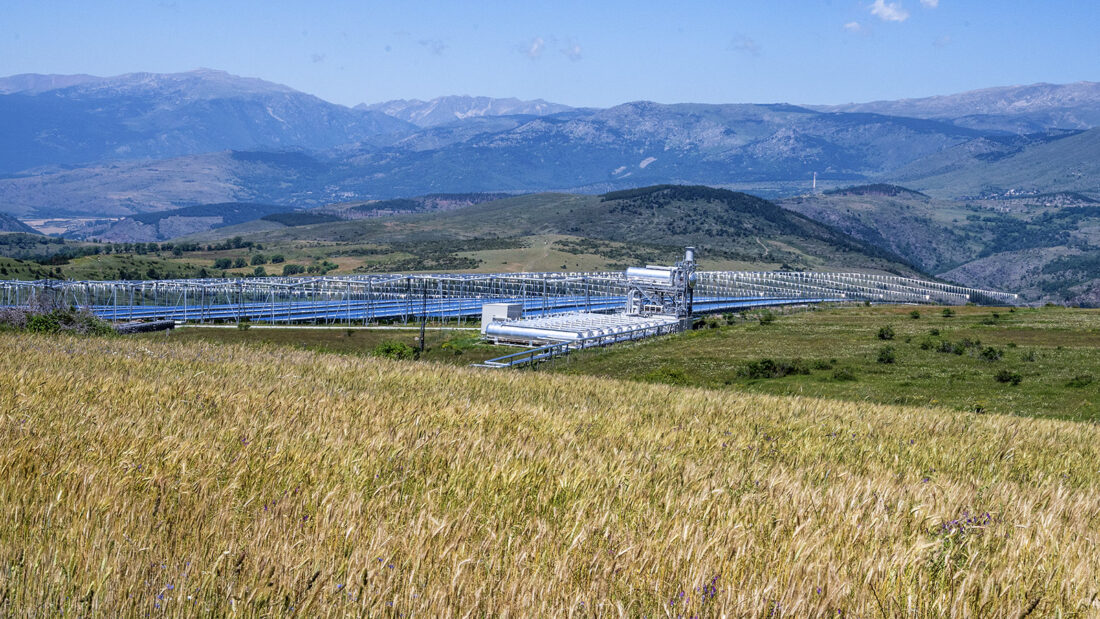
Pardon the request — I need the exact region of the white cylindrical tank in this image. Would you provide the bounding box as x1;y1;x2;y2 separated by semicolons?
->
626;266;675;286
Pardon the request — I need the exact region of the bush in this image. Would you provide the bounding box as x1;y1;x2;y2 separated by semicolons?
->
372;341;418;361
232;257;248;269
994;370;1022;385
919;339;934;350
3;306;113;336
757;310;776;325
26;312;61;334
281;264;306;276
237;322;251;331
942;308;955;318
1066;375;1094;388
250;254;268;266
909;310;921;319
270;254;286;264
213;258;232;269
738;358;809;379
643;367;688;385
979;346;1004;362
877;325;895;340
832;367;857;381
253;266;267;277
929;328;940;336
877;346;896;364
1021;350;1037;362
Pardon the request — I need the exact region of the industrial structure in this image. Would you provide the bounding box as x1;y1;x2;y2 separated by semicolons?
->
0;263;1017;329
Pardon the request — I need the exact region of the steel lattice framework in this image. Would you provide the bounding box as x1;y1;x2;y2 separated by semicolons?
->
0;271;1018;325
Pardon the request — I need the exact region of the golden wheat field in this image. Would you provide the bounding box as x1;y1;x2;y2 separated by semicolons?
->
2;333;1099;617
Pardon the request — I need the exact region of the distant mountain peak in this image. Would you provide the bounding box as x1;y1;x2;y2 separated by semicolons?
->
358;95;572;127
814;81;1100;131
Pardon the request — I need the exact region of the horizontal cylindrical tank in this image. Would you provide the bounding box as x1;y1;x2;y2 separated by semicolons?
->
484;323;587;342
626;266;676;286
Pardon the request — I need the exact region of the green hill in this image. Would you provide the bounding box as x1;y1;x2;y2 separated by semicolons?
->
894;129;1100;198
201;185;922;275
780;188;1100;305
0;213;40;234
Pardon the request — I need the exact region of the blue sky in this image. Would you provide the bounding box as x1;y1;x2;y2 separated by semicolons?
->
2;1;1097;107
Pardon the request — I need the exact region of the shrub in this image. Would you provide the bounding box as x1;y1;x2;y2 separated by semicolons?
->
643;367;688;385
372;341;418;361
757;310;776;325
994;370;1022;385
909;310;921;319
929;328;940;336
232;257;248;269
919;339;934;350
979;347;1004;362
832;367;857;381
1021;350;1037;362
877;346;896;364
281;264;306;276
810;359;833;370
26;313;61;334
253;266;267;277
738;358;809;379
942;308;955;318
250;254;268;266
1066;375;1094;388
877;325;895;340
270;254;286;264
212;258;232;269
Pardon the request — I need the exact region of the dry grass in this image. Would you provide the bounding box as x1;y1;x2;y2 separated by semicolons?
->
1;333;1099;616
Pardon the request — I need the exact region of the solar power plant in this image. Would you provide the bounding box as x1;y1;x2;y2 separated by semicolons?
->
0;270;1018;326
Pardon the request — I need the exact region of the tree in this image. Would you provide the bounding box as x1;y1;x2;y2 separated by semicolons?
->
250;254;268;266
232;257;248;269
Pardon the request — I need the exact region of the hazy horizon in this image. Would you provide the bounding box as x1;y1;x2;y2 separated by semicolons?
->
2;1;1097;108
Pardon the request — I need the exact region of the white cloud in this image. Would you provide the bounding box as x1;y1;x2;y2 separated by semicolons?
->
921;0;939;7
525;37;545;59
560;42;582;62
844;21;863;32
729;35;761;56
870;0;910;22
310;53;326;64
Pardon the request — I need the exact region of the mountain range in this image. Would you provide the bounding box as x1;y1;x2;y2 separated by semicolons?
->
0;69;1098;304
1;70;1097;219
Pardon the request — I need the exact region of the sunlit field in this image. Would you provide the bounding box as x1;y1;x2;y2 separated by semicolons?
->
2;333;1099;615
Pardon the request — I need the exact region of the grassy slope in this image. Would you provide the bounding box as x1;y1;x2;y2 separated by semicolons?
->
779;190;1100;304
896;128;1100;198
2;334;1099;615
139;326;513;365
195;187;923;276
556;305;1100;421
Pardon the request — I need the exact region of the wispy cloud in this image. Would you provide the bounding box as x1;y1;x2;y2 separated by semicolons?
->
418;39;447;55
921;0;939;7
870;0;910;22
844;21;863;33
310;53;326;64
524;37;546;59
728;35;761;56
933;34;952;47
560;41;582;62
